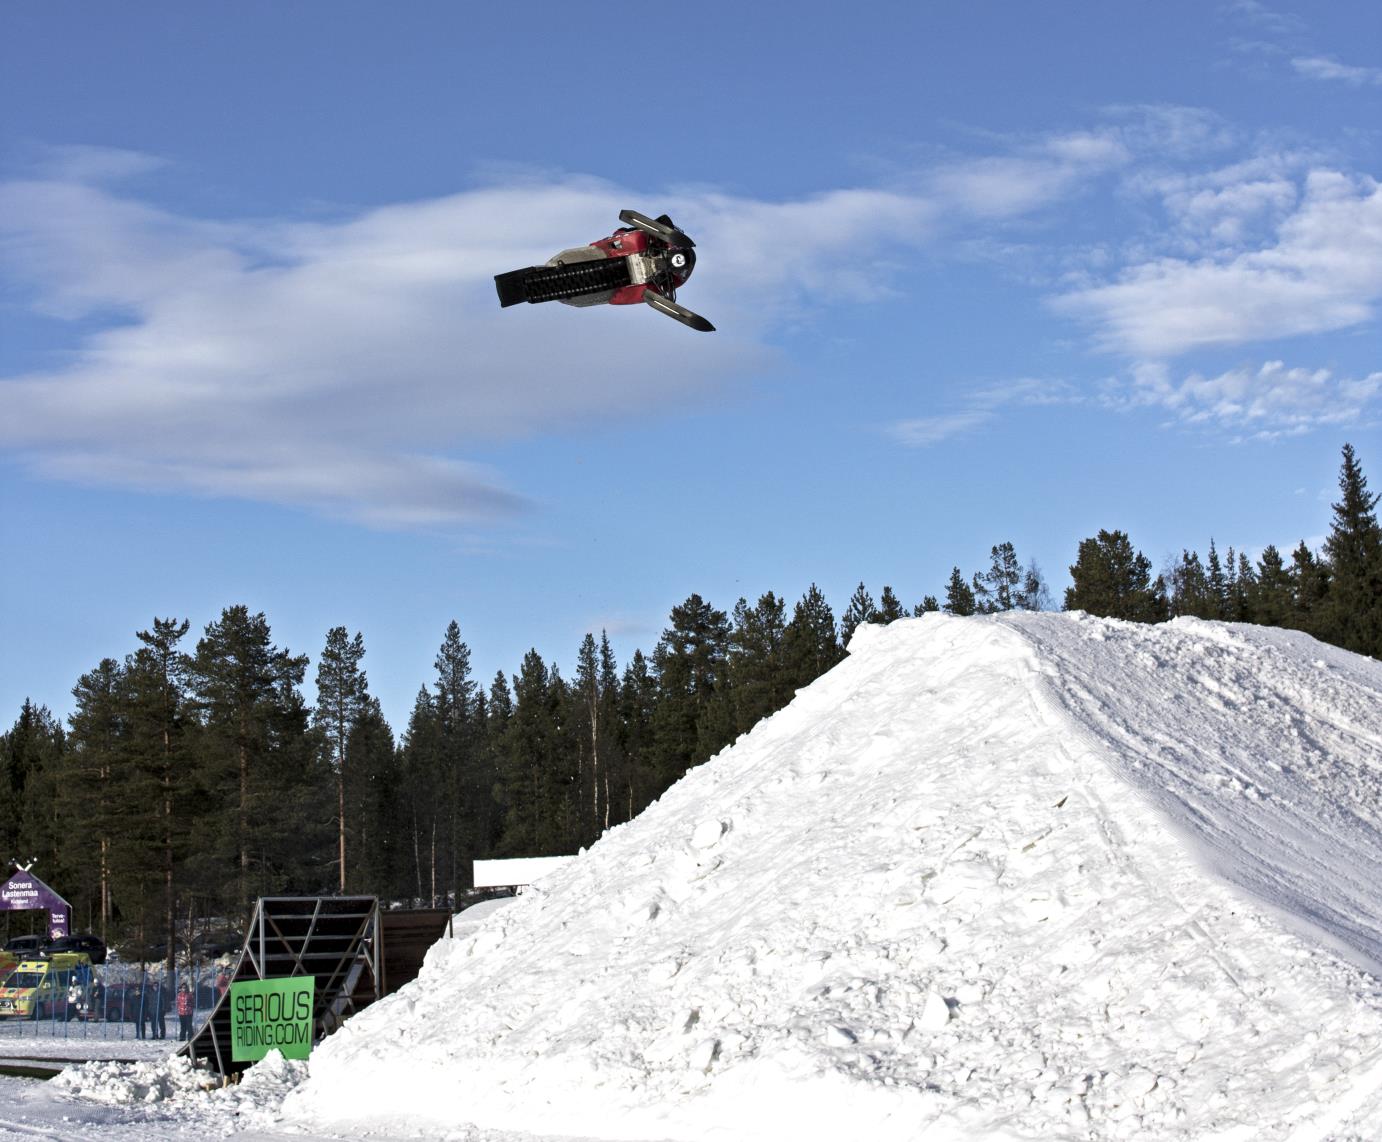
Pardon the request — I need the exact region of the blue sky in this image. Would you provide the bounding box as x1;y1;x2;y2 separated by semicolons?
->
2;0;1380;735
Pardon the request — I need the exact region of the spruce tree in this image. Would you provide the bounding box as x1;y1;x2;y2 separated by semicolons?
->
1320;443;1382;657
913;595;940;616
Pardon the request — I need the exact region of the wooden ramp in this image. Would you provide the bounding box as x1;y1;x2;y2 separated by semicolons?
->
181;896;381;1078
181;898;455;1077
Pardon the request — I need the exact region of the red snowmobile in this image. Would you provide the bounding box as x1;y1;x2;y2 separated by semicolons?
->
495;210;714;332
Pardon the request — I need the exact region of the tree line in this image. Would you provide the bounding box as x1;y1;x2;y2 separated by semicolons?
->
2;444;1378;965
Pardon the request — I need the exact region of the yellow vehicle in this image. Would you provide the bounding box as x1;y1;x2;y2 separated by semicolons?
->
0;953;91;1019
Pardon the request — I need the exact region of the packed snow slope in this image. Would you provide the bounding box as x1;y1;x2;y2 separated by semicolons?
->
286;613;1382;1141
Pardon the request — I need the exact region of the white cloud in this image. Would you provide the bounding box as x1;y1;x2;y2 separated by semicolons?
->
0;128;1146;527
25;142;169;183
888;378;1079;447
1108;359;1382;439
888;410;995;447
1056;170;1382;356
1292;56;1382;86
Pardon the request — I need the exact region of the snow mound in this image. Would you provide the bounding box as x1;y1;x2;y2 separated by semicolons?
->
55;1049;308;1131
285;613;1382;1141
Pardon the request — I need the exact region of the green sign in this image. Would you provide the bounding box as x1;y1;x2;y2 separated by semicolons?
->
230;976;315;1062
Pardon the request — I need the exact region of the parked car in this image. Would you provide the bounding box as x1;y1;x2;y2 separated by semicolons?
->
3;934;50;957
47;933;107;965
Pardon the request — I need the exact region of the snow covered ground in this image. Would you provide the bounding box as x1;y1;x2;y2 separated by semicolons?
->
14;613;1382;1140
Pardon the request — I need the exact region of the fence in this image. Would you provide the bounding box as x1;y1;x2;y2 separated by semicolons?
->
0;959;231;1044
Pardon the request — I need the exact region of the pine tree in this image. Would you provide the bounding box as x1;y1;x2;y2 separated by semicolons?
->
0;701;66;921
840;582;878;645
1169;550;1213;619
399;686;442;904
62;660;127;940
913;596;940;616
1206;541;1228;620
432;621;480;898
1320;444;1382;657
878;586;906;623
185;607;319;916
345;696;402;898
313;627;367;892
1017;560;1050;611
619;651;658;820
943;568;976;616
497;650;570;856
651;595;732;785
973;542;1023;613
1229;550;1256;622
126;618;192;969
727;592;790;737
1064;530;1167;622
1252;545;1293;628
573;634;604;845
596;634;624;832
1288;541;1330;633
782;584;843;691
481;670;513;852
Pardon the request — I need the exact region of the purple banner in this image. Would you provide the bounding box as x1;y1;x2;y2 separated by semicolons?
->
0;870;71;938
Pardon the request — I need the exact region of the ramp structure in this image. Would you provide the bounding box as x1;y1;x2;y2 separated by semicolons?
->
182;896;381;1078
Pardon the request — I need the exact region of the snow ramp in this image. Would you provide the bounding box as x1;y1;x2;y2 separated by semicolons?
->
285;613;1382;1141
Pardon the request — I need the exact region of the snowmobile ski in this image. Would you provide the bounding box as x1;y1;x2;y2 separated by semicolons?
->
644;290;715;332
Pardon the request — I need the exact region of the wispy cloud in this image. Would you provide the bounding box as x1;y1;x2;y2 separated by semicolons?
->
1106;359;1382;440
888;378;1079;447
1055;170;1382;357
1292;55;1382;86
1223;0;1307;38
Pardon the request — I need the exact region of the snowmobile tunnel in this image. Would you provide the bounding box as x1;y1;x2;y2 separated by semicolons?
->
180;897;452;1079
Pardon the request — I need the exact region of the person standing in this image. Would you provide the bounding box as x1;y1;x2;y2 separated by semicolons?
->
136;969;150;1039
150;974;167;1039
176;982;194;1041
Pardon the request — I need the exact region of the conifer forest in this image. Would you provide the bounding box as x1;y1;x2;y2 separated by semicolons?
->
3;444;1380;966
